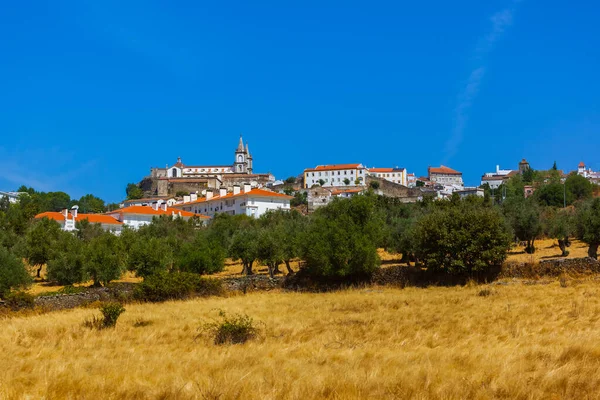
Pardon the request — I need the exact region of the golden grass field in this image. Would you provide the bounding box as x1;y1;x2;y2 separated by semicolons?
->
4;275;600;399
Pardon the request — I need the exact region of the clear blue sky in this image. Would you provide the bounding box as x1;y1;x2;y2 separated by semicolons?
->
1;1;599;202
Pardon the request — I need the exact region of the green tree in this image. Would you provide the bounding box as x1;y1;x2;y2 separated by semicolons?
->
0;247;32;298
126;183;144;200
414;204;511;274
24;218;62;278
535;183;573;208
522;167;535;184
285;176;296;184
575;198;600;259
76;194;106;213
47;232;87;285
369;181;380;190
318;179;325;186
301;195;383;278
76;219;105;242
85;233;124;286
565;174;593;203
542;207;574;256
503;197;542;253
126;236;172;278
229;225;259;275
256;227;284;278
343;178;351;185
176;232;225;275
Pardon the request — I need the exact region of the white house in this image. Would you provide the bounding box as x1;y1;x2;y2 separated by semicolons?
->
368;168;407;186
173;184;293;218
106;202;208;230
303;164;368;188
0;191;26;204
35;206;124;234
456;187;485;199
480;165;517;189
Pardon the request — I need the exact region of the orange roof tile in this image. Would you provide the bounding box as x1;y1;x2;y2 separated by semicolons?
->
35;212;123;225
304;164;364;172
106;206;209;219
579;162;585;168
428;165;462;175
172;188;293;207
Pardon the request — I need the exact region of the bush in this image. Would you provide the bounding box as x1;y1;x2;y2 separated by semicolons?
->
84;233;125;286
47;232;87;285
0;247;32;298
4;291;35;310
134;272;223;302
200;310;261;345
415;205;511;275
84;302;125;329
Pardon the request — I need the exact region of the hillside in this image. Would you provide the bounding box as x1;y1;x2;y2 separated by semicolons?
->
3;278;600;399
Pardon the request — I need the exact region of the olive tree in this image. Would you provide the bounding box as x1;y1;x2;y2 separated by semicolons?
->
576;198;600;259
0;247;32;298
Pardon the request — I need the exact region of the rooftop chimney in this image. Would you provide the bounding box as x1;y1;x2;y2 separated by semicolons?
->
151;201;159;211
219;188;227;197
243;183;252;193
71;205;79;218
233;185;240;195
190;193;198;202
61;209;69;218
206;190;213;200
161;202;168;212
183;195;191;203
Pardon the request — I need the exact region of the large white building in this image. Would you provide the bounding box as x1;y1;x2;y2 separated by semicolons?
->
0;191;26;204
480;165;517;189
368;168;408;186
303;164;368;188
428;165;464;187
173;184;292;218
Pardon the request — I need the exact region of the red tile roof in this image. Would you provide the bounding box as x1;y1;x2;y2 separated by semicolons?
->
172;188;293;207
579;162;585;168
304;164;364;172
428;165;462;175
106;206;209;219
35;212;123;225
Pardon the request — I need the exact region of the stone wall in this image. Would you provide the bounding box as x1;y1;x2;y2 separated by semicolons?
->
367;176;424;202
500;257;600;278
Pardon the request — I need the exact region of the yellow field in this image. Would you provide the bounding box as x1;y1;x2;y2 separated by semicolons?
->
4;277;600;399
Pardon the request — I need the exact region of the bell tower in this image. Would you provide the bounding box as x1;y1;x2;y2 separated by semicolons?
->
234;135;246;173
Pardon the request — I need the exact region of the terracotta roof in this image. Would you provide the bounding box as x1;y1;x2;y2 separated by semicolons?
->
35;212;122;225
106;206;209;219
304;164;364;172
579;162;585;168
369;167;406;173
172;188;293;207
428;165;462;175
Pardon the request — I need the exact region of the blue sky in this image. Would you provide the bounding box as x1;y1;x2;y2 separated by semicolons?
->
1;1;599;202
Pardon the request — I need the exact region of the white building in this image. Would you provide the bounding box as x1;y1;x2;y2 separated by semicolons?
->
106;202;207;230
368;168;407;186
303;164;368;188
480;165;516;189
428;165;464;187
0;191;26;204
173;184;292;218
122;197;177;208
35;206;124;234
456;187;485;199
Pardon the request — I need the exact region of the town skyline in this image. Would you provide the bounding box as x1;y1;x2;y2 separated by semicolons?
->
1;1;599;202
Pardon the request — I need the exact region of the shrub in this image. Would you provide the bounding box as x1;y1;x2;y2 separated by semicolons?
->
100;302;125;328
134;272;223;302
415;205;511;275
0;247;32;298
478;288;493;297
47;232;87;285
200;310;261;345
84;233;125;286
4;291;35;310
84;302;125;329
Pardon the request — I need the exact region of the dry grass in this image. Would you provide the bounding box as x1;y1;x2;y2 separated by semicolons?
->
506;238;590;264
4;278;600;399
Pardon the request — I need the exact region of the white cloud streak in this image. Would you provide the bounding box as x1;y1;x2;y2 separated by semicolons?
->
444;3;520;161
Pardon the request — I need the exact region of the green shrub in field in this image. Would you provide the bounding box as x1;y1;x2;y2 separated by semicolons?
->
134;272;223;302
84;302;125;329
200;310;261;345
0;247;32;299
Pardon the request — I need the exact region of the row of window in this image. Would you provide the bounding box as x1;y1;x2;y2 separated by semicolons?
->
308;170;364;177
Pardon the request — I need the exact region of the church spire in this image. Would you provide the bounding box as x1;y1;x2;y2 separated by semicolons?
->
237;135;244;152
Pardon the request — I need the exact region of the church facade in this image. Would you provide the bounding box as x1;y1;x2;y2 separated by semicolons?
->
147;136;273;197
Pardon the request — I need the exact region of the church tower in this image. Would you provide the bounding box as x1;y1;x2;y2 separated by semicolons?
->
246;143;253;174
234;135;247;173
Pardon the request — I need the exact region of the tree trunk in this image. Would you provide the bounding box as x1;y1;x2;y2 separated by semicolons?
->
525;239;536;254
558;239;567;256
273;263;282;275
565;236;572;247
267;263;275;279
284;260;294;275
36;265;42;279
589;243;599;259
245;260;254;276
